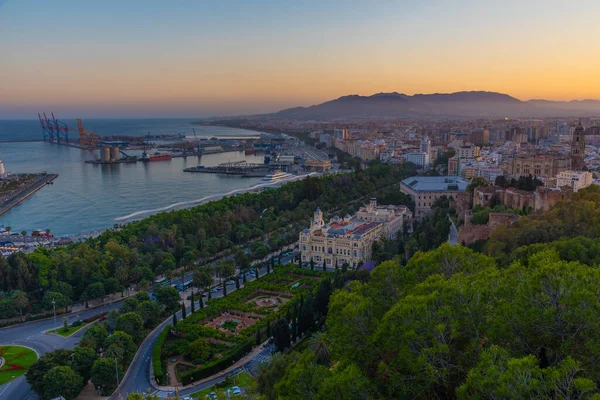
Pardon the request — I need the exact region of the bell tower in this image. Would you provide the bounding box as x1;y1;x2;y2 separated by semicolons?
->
311;208;324;231
571;121;585;170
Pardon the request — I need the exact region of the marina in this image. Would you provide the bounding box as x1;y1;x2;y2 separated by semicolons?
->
183;160;269;177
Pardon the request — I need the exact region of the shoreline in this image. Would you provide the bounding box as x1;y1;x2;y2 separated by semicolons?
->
0;173;58;217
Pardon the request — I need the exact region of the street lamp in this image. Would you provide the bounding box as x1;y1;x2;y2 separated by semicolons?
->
51;298;57;330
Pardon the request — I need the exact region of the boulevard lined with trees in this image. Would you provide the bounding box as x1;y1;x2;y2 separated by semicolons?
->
0;163;416;325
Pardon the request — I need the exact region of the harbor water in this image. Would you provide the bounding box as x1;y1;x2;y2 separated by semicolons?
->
0;119;266;236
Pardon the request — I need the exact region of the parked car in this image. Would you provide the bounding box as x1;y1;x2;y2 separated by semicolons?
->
226;386;241;396
205;392;217;399
210;288;218;293
226;280;235;286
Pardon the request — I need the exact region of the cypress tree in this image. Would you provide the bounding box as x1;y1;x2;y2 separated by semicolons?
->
267;263;271;274
255;266;260;279
266;320;271;338
256;327;261;345
298;254;302;268
236;277;240;290
323;260;326;271
291;313;297;342
243;273;247;284
181;302;186;319
172;313;178;326
208;290;212;300
223;282;227;297
191;292;195;313
310;258;315;270
199;296;204;309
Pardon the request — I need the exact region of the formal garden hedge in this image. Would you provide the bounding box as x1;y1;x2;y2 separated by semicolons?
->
152;324;171;385
169;266;325;385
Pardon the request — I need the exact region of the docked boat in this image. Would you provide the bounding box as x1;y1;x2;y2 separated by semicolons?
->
261;170;293;183
245;149;255;155
142;151;172;162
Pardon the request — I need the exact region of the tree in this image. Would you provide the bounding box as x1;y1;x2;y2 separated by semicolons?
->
235;276;240;290
189;337;212;362
298;294;315;336
193;269;213;295
44;366;84;400
21;230;27;237
291;313;298;342
316;363;372;400
91;358;123;396
42;291;69;313
309;332;331;366
190;291;195;313
136;300;161;328
272;318;291;352
256;327;261;345
72;346;98;382
275;350;329;399
126;394;160;400
116;312;144;342
181;302;187;319
223;281;228;297
466;176;490;193
121;297;139;313
314;279;332;317
310;258;315;271
81;324;108;352
85;282;106;302
172;313;178;326
199;296;204;309
103;331;137;366
27;349;72;397
322;260;326;271
12;290;28;321
257;353;300;400
154;286;180;313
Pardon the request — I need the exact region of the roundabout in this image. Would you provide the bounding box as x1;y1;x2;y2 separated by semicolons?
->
0;345;38;385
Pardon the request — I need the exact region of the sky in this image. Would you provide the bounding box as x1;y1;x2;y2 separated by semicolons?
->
2;0;600;118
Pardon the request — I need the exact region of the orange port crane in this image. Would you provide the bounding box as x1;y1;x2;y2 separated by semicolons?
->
76;119;102;149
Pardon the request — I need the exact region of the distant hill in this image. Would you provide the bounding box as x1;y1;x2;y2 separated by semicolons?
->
264;91;600;119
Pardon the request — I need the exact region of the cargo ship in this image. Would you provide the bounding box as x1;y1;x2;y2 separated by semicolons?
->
141;151;172;162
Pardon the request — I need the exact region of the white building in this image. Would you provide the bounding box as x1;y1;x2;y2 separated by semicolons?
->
299;198;410;268
555;170;593;192
403;152;430;168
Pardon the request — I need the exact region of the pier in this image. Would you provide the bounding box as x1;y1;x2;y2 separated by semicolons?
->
184;161;268;176
0;173;59;216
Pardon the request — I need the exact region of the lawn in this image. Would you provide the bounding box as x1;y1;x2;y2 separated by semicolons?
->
191;371;254;398
47;322;88;337
0;345;38;385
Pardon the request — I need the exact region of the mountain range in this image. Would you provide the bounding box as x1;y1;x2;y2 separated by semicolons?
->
262;91;600;120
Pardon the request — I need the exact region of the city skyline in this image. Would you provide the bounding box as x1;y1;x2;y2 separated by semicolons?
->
2;0;600;118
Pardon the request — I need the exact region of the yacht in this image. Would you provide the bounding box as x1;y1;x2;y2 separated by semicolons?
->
261;170;293;183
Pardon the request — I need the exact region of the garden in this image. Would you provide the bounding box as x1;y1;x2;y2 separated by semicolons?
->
154;266;325;386
0;345;38;385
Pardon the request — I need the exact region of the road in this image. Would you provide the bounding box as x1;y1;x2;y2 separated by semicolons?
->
0;299;126;400
112;260;295;399
0;253;300;400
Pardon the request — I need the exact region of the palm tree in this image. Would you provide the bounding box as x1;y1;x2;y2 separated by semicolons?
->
104;344;125;364
21;230;27;237
308;332;331;366
12;290;28;322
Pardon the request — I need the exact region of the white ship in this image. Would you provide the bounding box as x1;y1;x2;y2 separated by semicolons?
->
261;170;294;183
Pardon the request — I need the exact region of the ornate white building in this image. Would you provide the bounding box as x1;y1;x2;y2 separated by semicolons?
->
299;198;410;268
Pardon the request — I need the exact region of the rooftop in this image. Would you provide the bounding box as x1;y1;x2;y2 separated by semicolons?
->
401;176;470;192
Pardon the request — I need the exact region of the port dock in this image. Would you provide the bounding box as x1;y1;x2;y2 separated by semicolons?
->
184;161;269;176
0;173;58;216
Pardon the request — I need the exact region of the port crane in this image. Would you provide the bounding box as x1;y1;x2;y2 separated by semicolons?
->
76;119;102;149
192;128;202;152
38;113;73;143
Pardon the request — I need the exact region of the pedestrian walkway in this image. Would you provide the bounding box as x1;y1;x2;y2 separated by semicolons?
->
251;353;271;365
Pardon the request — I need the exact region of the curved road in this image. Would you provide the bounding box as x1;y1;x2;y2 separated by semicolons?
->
0;254;298;400
0;299;126;399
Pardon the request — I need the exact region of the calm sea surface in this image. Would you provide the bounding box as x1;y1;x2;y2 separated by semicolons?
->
0;119;265;236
